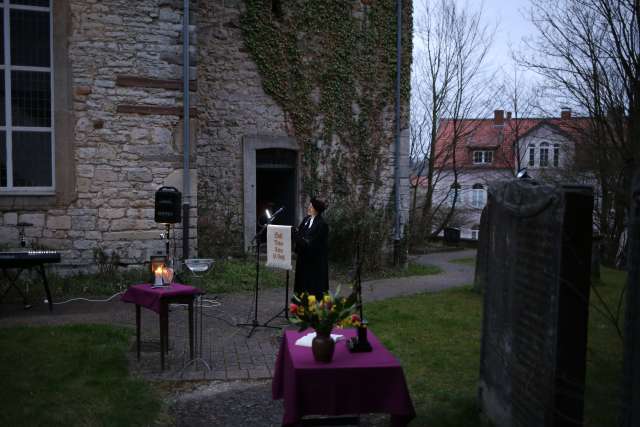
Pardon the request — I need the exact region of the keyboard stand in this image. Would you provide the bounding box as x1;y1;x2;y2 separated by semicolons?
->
0;264;54;311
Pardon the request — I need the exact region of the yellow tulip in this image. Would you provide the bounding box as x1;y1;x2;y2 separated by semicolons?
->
308;295;316;306
323;295;331;304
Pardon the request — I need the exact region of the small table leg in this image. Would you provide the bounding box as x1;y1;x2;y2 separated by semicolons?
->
37;265;53;312
136;304;141;361
188;299;194;360
160;302;168;371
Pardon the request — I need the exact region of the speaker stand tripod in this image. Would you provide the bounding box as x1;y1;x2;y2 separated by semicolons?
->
161;223;173;266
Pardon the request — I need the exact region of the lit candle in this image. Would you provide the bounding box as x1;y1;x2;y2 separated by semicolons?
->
162;267;174;285
154;266;164;286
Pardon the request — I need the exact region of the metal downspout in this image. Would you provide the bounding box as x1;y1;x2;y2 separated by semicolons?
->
182;0;190;260
394;0;403;261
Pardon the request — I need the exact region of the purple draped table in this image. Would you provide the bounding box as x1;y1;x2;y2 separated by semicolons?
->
121;283;202;370
272;328;416;426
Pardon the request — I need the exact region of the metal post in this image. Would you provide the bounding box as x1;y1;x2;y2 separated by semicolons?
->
393;0;403;263
182;0;191;260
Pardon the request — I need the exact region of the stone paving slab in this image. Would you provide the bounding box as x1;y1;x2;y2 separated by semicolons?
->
126;289;289;381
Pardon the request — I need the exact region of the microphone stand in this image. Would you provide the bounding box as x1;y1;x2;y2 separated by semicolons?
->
348;234;371;352
263;269;290;327
237;210;284;338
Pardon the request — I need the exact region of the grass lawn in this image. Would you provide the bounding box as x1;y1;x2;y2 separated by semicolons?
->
366;266;625;426
367;286;483;426
584;268;626;426
0;324;164;427
448;257;476;266
179;258;288;294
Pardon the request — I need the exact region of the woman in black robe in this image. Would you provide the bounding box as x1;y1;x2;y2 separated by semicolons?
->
293;198;329;299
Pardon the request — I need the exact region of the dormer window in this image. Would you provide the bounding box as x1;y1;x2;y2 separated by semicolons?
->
539;142;549;167
473;150;493;164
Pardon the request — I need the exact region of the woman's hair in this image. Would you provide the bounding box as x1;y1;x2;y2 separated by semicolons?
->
310;197;327;214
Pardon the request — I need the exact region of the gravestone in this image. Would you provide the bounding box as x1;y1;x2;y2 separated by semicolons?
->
621;170;640;427
478;179;593;427
473;207;490;292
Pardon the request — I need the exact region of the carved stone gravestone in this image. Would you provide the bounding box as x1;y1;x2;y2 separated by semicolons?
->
474;206;490;292
478;179;593;427
621;170;640;427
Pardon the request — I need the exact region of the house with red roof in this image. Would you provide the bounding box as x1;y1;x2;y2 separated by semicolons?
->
430;108;590;239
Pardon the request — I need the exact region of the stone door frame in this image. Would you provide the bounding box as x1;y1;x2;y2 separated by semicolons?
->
243;135;300;252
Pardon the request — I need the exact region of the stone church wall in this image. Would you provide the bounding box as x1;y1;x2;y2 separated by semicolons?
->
0;0;411;271
0;0;198;270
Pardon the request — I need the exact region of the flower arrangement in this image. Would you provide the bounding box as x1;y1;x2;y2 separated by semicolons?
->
289;287;360;336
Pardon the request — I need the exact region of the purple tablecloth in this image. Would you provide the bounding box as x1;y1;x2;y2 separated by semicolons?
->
272;328;416;426
120;283;202;313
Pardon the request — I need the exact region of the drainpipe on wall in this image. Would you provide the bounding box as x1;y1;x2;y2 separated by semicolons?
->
182;0;190;260
393;0;402;264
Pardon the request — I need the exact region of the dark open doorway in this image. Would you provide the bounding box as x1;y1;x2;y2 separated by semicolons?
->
256;149;296;241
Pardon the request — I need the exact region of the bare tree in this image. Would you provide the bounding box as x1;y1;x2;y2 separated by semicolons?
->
409;0;495;246
524;0;639;266
498;64;545;173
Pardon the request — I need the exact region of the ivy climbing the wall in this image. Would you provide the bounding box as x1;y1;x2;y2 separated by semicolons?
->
241;0;412;264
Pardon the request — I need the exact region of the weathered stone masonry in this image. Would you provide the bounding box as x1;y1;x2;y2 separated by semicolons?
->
0;0;410;272
0;0;199;270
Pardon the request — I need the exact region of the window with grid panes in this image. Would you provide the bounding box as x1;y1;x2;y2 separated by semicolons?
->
539;142;549;167
471;183;486;208
529;144;535;166
553;144;560;167
473;150;493;164
0;0;53;192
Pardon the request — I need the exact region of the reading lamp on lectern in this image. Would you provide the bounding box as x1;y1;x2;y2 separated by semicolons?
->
265;207;285;222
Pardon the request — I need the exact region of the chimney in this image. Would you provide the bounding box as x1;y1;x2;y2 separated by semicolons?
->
494;110;504;126
506;111;512;120
561;108;572;119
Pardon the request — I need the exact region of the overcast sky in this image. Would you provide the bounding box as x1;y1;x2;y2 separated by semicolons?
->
413;0;537;73
412;0;553;115
482;0;537;73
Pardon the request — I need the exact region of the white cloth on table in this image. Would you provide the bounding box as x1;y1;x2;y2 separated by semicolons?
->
294;332;344;347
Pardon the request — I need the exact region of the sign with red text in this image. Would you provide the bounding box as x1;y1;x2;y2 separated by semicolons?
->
266;225;292;270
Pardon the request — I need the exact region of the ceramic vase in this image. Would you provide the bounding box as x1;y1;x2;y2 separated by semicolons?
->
312;330;335;363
